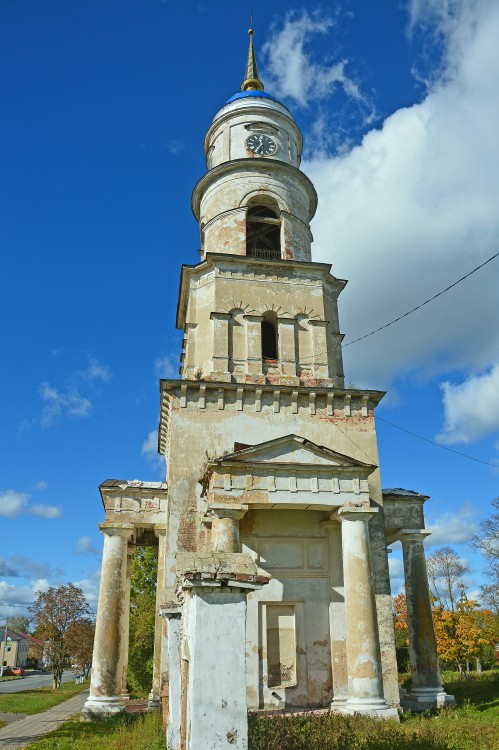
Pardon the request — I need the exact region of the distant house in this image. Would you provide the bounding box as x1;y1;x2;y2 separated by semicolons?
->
0;627;31;668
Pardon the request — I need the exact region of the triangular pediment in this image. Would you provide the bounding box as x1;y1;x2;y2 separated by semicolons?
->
211;434;375;470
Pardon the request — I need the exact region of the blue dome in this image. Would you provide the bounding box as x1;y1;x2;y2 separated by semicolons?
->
225;90;286;108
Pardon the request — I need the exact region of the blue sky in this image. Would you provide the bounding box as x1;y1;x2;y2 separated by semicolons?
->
1;0;498;619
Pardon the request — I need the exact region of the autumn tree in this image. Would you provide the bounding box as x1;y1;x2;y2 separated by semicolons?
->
127;547;158;695
32;583;90;689
3;615;31;634
472;497;499;612
66;618;95;678
426;546;466;611
432;598;498;673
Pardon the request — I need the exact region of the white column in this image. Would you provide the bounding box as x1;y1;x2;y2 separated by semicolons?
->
399;530;454;709
82;523;134;720
309;319;329;379
210;312;231;380
321;520;348;705
209;503;248;553
148;524;168;709
121;544;135;700
336;508;398;718
244;314;263;378
162;606;182;750
277;317;298;380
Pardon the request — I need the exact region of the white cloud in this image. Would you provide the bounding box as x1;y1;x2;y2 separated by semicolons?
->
426;502;477;546
77;358;112;383
30;504;62;519
141;429;166;476
0;556;55;578
73;576;100;611
40;382;92;427
262;11;363;108
75;536;100;556
0;490;29;518
438;363;499;444
0;579;49;619
34;481;48;491
0;489;62;520
298;0;499;399
155;355;178;378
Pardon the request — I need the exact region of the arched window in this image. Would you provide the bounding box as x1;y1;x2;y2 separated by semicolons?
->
246;203;281;260
262;313;278;360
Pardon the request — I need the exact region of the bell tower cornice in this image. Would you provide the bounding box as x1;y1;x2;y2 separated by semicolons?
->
191;158;317;223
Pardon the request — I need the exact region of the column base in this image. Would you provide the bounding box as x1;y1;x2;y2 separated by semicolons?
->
335;697;399;720
147;690;161;711
80;695;126;721
401;688;455;712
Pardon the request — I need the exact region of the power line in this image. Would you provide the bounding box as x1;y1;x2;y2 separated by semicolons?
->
375;415;497;468
343;250;499;347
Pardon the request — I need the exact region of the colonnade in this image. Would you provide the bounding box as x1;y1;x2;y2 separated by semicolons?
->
82;507;450;722
81;522;167;720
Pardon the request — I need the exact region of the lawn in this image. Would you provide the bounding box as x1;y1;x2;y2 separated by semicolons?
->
17;671;499;750
0;679;90;716
20;711;164;750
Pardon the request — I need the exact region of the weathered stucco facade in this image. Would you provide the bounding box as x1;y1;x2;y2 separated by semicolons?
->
82;28;453;747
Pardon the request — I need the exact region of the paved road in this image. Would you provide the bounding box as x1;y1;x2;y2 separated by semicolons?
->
0;671;75;694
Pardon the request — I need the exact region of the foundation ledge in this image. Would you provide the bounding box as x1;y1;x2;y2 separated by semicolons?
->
401;688;455;712
80;695;126;722
334;698;399;720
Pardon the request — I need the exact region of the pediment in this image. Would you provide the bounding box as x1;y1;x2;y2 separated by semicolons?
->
210;434;375;471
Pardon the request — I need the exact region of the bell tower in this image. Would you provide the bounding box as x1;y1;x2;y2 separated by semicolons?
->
84;22;452;745
180;31;345;391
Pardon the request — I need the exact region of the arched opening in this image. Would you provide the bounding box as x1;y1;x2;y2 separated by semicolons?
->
246;203;281;260
262;313;278;360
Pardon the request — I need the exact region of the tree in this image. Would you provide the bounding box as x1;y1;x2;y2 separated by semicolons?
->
127;547;158;695
472;497;499;612
426;546;466;611
32;583;90;689
432;598;498;673
2;615;31;634
66;618;95;678
393;592;409;647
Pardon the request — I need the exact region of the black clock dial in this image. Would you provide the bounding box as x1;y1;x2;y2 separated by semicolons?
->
246;133;277;156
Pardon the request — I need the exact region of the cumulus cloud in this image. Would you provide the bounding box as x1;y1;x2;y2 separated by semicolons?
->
263;11;363;108
388;552;405;594
293;0;499;403
0;579;50;619
438;363;499;444
0;556;55;578
142;429;166;475
154;355;178;378
30;504;62;519
40;382;92;427
77;358;112;383
0;488;62;520
34;481;48;491
0;490;29;518
426;502;477;547
75;536;100;556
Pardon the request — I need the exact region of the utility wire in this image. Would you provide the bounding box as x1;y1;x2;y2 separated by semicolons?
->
375;415;497;468
343;250;499;347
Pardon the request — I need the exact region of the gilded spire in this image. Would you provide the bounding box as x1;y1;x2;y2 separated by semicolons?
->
241;19;264;92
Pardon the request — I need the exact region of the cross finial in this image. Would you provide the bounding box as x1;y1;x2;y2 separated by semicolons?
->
241;14;264;92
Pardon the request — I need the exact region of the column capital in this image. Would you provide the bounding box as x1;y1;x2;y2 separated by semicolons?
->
334;506;378;523
154;523;168;538
99;522;134;539
210;312;231;321
398;529;431;544
208;503;248;521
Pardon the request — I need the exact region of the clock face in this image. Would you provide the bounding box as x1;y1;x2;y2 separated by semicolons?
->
246;133;278;156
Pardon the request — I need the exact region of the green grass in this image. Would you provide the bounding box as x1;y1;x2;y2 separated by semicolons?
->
0;675;23;682
20;711;164;750
248;671;499;750
0;679;90;716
